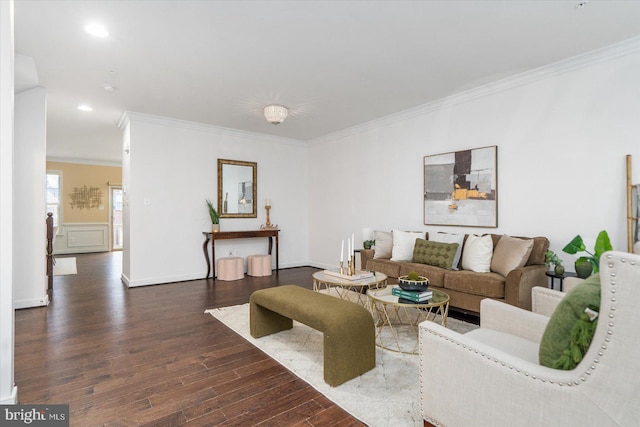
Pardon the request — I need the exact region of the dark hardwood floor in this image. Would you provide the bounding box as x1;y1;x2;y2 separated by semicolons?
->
14;252;365;426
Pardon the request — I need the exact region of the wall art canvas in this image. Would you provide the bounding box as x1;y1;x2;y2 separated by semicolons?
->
424;145;497;227
69;185;103;210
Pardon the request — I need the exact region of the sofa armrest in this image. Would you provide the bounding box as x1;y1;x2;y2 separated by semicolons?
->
504;264;547;310
360;249;374;270
531;286;565;317
480;298;550;343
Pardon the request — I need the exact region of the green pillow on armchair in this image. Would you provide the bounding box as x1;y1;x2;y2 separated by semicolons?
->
539;273;601;370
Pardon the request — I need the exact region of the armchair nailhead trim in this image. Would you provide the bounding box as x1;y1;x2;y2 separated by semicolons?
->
420;253;627;390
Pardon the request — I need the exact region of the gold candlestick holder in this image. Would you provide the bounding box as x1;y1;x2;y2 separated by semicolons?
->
350;255;355;275
260;205;279;230
339;261;344;275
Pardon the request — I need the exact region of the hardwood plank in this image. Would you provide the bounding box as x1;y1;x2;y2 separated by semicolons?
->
14;252;365;426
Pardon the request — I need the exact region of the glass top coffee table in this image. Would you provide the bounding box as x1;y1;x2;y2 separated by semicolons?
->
366;285;450;354
312;270;387;306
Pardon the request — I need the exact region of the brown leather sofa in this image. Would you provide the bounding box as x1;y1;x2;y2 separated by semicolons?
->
360;233;549;314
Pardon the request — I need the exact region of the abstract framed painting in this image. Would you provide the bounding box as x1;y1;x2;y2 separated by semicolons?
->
424;145;497;227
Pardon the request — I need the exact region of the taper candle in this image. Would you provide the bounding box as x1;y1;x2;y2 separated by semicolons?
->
265;198;271;206
341;240;344;262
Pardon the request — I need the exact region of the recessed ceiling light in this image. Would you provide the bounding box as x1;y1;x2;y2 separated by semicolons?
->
85;22;109;38
77;104;93;112
102;84;116;92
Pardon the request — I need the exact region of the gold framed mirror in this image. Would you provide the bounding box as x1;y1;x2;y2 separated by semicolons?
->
218;159;257;218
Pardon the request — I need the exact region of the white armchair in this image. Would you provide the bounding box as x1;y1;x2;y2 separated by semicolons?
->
419;251;640;426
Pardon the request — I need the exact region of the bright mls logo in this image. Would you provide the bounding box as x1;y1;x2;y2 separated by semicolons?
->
1;405;69;426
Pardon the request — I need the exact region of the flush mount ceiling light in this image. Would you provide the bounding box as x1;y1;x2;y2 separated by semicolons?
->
85;22;109;38
263;104;289;125
77;104;93;112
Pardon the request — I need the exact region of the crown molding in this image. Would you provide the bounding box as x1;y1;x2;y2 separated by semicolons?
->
46;157;122;167
121;111;304;147
310;36;640;146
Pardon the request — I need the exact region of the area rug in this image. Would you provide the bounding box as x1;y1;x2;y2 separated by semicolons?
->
206;300;477;426
53;257;77;276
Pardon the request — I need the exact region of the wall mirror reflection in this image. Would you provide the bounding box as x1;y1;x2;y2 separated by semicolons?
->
218;159;257;218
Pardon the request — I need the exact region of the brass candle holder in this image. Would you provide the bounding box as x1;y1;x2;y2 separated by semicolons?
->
339;261;344;275
260;204;279;230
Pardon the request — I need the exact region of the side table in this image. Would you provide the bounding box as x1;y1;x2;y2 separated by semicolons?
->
545;271;578;292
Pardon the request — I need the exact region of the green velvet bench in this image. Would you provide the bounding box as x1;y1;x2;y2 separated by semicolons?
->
249;285;376;386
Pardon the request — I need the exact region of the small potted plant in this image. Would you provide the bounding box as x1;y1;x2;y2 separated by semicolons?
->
363;239;375;250
562;230;612;278
545;250;565;275
206;199;220;233
398;271;429;292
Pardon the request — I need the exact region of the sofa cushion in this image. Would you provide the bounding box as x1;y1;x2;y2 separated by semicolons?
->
444;270;505;298
391;230;426;261
366;258;401;278
461;234;493;273
373;230;393;259
429;232;464;270
539;274;601;370
412;238;458;269
490;235;534;277
398;262;446;288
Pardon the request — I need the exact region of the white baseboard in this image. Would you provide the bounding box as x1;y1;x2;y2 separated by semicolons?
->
14;295;49;310
0;386;18;404
123;272;205;288
121;262;310;287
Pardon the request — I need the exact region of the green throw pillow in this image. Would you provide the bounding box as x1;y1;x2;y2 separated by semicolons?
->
412;238;459;269
539;274;601;370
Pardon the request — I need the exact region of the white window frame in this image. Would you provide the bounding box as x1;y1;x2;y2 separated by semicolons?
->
46;170;62;228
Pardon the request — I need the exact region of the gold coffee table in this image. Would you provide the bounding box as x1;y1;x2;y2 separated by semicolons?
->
312;270;387;306
367;285;450;354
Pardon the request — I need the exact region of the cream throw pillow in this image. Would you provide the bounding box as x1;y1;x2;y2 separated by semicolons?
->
461;234;493;272
490;235;534;277
373;230;393;259
391;230;426;261
429;232;465;270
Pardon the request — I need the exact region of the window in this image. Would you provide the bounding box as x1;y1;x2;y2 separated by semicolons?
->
46;171;61;227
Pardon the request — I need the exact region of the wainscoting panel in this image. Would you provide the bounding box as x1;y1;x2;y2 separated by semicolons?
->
53;223;110;254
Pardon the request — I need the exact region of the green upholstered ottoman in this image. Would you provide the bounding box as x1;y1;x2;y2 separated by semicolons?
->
250;285;375;386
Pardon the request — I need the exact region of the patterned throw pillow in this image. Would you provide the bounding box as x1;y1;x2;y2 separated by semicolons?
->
412;239;459;269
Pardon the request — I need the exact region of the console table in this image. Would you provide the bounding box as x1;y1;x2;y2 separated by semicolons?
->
202;229;279;279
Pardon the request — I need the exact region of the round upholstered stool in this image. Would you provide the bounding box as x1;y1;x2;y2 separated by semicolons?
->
217;256;244;281
247;254;272;277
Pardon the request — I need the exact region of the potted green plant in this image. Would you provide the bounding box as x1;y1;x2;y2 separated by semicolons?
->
363;239;375;250
545;250;565;275
206;199;220;233
562;230;612;278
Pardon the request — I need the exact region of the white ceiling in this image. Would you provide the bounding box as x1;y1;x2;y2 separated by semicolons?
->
14;0;640;164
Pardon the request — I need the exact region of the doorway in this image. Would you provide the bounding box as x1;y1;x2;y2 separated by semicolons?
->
110;186;123;251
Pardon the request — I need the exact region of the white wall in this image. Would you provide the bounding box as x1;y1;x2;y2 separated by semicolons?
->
14;86;48;309
122;113;309;286
308;40;640;272
0;0;17;405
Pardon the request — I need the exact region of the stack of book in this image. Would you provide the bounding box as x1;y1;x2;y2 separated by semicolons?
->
392;286;432;303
